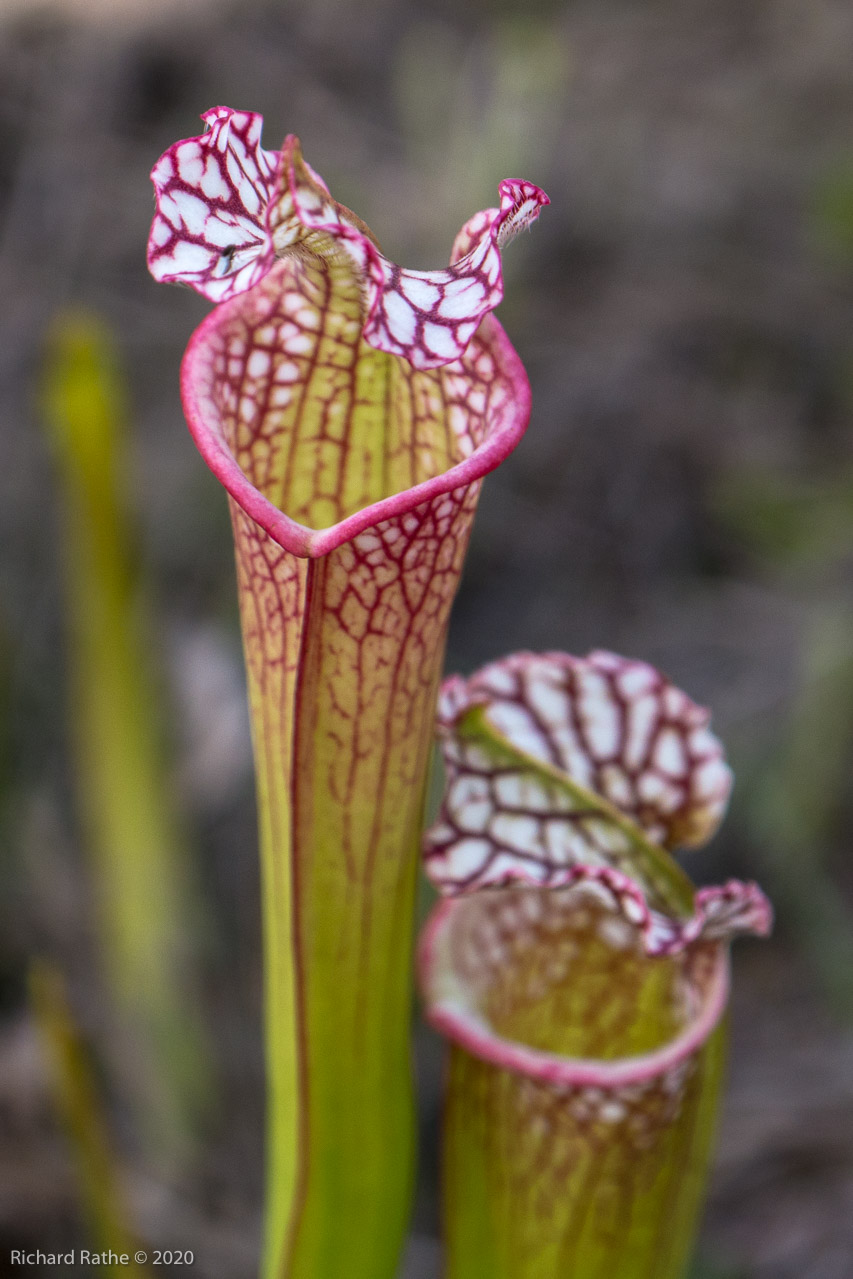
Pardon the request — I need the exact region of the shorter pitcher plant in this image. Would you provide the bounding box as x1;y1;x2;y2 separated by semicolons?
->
419;650;771;1278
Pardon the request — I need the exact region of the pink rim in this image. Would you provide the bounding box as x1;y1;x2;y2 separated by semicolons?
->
418;892;730;1089
180;303;531;559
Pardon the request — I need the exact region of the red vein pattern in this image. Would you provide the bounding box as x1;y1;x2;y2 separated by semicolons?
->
165;126;541;1276
149;107;280;301
439;650;733;850
424;649;768;944
424;706;690;902
425;651;744;909
149;107;549;369
443;1038;719;1279
230;480;483;1278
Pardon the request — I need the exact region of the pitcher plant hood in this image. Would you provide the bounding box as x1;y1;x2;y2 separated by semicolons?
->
149;107;548;356
149;108;548;556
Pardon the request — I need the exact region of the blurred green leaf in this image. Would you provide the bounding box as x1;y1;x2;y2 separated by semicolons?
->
744;610;853;1019
713;466;853;569
688;1255;748;1279
42;312;213;1161
30;961;152;1276
812;160;853;263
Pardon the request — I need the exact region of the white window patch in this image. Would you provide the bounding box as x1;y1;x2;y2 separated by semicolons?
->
247;350;271;379
527;673;571;732
438;279;486;320
446;838;493;879
200;155;231;202
625;694;658;770
487;702;545;759
172;241;212;272
384;296;417;346
178;145;204;185
480;664;518;696
398;274;442;311
174;190;210;236
490;812;542;855
578;670;620;757
422;321;458;361
617;662;656;700
654;727;687;778
599;762;633;809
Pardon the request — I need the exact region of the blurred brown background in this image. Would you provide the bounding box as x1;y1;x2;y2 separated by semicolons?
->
1;0;853;1276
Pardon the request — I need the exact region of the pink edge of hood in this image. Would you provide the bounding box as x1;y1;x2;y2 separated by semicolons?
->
180;306;531;559
417;891;731;1091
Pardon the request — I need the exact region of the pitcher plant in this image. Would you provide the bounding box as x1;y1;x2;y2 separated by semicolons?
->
420;650;772;1278
148;106;548;1279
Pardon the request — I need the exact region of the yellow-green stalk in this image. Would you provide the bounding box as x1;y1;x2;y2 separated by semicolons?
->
43;313;210;1159
29;961;151;1276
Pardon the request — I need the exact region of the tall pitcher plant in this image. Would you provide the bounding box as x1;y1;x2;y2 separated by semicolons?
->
148;107;548;1279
